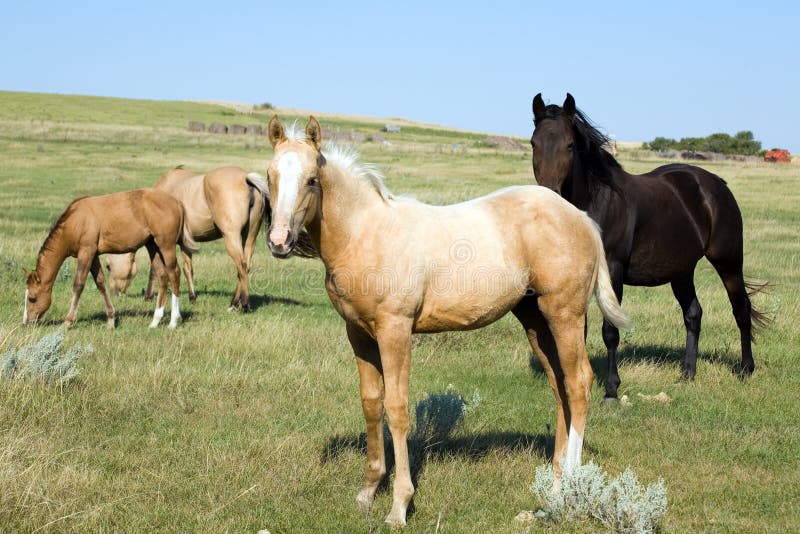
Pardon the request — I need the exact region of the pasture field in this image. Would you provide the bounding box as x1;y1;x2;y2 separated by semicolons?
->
0;90;798;532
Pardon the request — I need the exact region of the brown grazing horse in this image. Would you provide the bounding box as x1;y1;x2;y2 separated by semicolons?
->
23;189;197;328
106;166;316;311
531;93;767;400
265;116;631;527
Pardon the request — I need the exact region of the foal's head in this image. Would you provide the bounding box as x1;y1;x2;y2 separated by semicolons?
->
22;268;51;325
266;115;324;258
531;93;578;194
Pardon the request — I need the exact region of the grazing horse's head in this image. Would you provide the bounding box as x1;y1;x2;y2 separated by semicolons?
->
105;253;138;296
22;268;51;325
266;115;323;258
530;93;578;194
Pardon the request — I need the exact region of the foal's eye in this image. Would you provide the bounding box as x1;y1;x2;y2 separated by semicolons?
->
307;176;319;187
567;142;574;151
28;296;37;303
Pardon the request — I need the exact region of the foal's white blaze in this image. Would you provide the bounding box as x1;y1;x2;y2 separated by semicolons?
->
149;305;165;328
22;289;28;324
168;292;181;329
270;151;302;246
564;424;583;473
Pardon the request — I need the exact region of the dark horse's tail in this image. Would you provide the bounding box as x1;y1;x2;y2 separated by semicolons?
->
745;280;772;335
245;172;318;258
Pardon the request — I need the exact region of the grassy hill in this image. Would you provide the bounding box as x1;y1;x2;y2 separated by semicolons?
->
0;91;798;532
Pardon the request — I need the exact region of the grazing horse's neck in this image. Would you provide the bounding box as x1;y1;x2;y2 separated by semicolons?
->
312;163;387;265
35;231;70;291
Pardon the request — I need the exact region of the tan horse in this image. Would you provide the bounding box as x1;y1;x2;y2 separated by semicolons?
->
23;189;197;328
265;116;631;527
106;166;315;311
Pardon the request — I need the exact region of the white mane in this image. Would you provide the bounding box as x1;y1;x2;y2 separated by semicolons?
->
322;142;394;202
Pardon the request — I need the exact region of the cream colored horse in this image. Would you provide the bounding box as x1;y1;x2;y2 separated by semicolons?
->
107;166;268;311
265;116;631;527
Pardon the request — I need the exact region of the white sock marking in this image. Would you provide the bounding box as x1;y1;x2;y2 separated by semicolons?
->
564;424;583;473
168;293;181;328
149;306;165;328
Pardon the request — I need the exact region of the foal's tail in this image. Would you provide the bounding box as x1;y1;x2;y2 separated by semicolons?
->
588;219;632;330
246;171;319;259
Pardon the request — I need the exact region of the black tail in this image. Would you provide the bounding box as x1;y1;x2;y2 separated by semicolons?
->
745;280;773;335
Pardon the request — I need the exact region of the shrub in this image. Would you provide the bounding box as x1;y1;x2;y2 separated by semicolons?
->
0;330;91;384
529;462;667;533
643;131;762;156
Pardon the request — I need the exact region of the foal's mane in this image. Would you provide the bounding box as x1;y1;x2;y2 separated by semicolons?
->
537;104;622;191
37;197;85;263
284;121;394;202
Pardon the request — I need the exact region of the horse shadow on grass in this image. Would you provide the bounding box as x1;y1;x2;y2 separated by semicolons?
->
528;343;746;385
135;288;308;312
321;391;561;521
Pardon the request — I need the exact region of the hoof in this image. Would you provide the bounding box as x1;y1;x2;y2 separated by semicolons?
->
384;513;406;528
227;305;238;313
356;491;372;514
106;319;116;329
189;292;197;303
63;320;75;329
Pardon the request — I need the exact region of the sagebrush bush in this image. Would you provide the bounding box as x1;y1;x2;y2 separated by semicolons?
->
0;330;91;384
412;385;480;445
530;462;667;533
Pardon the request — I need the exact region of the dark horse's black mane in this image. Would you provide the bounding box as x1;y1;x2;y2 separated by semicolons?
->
536;104;622;191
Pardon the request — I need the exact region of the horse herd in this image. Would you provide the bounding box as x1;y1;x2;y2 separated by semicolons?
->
20;94;764;526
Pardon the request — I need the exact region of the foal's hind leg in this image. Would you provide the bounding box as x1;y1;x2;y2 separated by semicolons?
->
90;255;116;328
671;272;703;379
64;248;96;327
146;243;168;327
710;262;756;376
513;296;593;479
347;322;387;513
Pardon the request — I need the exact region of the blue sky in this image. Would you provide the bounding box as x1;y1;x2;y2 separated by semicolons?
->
3;1;798;151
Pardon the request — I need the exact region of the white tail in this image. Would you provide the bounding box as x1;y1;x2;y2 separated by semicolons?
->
588;219;631;329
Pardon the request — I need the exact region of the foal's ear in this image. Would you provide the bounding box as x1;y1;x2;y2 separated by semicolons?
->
22;267;30;280
563;93;576;118
267;115;286;148
305;116;322;150
532;93;546;122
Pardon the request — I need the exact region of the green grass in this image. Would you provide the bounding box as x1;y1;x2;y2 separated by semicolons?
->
1;91;798;532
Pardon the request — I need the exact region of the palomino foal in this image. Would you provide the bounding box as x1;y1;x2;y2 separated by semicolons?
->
265;116;631;527
23;189;196;328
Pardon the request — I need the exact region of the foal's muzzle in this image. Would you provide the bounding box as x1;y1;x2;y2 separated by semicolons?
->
268;229;296;259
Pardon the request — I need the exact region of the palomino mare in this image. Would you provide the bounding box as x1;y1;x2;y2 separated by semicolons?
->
265;116;631;526
531;93;767;400
105;166;317;311
23;189;197;328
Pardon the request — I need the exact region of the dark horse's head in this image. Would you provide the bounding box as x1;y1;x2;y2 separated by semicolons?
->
531;93;619;196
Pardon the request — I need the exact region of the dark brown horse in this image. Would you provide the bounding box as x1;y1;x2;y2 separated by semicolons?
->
531;93;767;400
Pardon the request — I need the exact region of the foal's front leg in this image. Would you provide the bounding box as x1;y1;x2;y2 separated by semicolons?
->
375;318;414;527
64;250;95;327
346;323;386;512
90;255;116;328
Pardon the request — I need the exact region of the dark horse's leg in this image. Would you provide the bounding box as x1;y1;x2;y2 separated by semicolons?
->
602;263;624;399
670;272;703;379
709;261;756;376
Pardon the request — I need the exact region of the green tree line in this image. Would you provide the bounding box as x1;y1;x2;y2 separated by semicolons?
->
643;131;762;156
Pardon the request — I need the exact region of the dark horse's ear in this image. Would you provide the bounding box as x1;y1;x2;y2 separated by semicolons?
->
532;93;546;122
305;115;322;150
563;93;576;118
267;115;286;148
